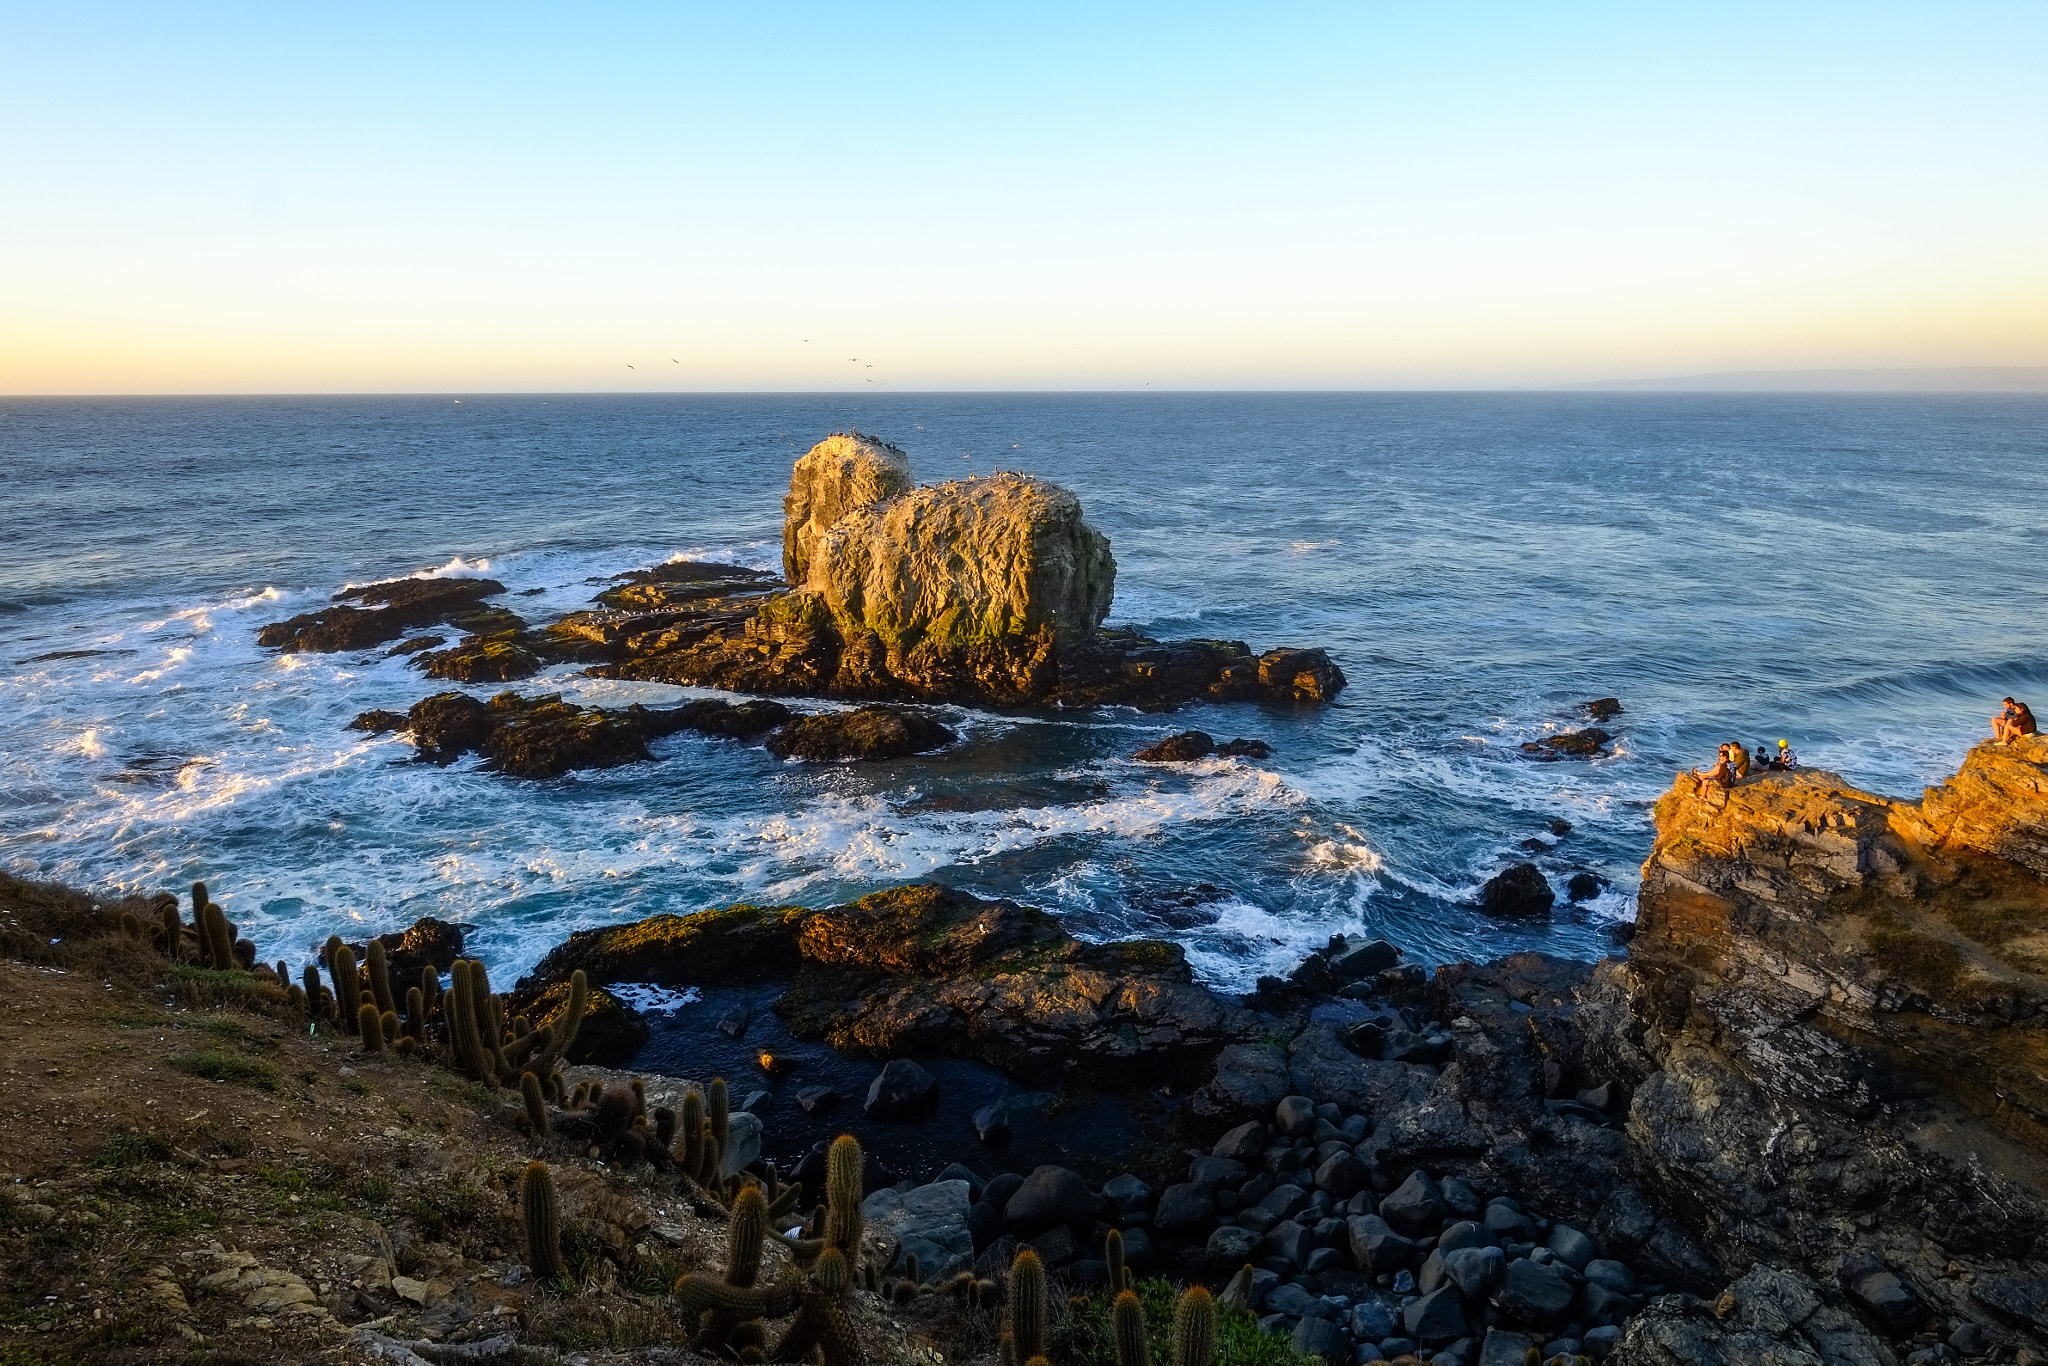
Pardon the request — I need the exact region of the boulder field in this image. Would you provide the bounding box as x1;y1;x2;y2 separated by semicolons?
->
498;739;2048;1364
272;431;1348;725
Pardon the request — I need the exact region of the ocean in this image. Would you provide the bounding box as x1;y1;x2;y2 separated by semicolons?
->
4;393;2044;992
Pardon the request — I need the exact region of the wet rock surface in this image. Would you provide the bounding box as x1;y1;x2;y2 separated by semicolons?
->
763;705;954;762
519;882;1260;1087
257;575;512;653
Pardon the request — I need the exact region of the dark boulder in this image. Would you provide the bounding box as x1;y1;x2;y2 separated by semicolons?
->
1205;1225;1262;1272
1256;647;1346;703
676;697;793;738
406;692;493;764
1152;1182;1214;1234
1520;726;1612;759
1402;1285;1467;1344
479;692;653;778
1380;1170;1447;1234
1838;1252;1927;1336
864;1058;938;1118
1495;1258;1575;1326
347;916;467;986
1566;871;1605;902
1004;1165;1095;1233
1581;697;1623;720
1216;738;1273;759
973;1098;1013;1145
1291;1315;1347;1362
764;705;954;762
514;980;645;1066
1476;863;1555;917
347;709;409;734
1135;731;1214;763
258;575;510;653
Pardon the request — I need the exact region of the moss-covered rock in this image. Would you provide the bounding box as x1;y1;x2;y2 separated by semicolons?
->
256;575;509;653
764;706;954;762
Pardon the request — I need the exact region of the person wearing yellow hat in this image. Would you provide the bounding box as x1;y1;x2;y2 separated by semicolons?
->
1775;738;1798;770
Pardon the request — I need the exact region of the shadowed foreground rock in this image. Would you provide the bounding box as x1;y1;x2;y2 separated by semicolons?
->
514;883;1260;1085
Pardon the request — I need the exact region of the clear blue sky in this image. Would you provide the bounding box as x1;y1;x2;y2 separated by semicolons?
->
3;2;2043;391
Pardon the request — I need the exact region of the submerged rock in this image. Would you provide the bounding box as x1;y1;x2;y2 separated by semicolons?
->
1522;726;1612;759
1136;731;1214;762
382;690;798;778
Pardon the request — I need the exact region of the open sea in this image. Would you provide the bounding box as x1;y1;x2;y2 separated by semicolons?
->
5;393;2045;993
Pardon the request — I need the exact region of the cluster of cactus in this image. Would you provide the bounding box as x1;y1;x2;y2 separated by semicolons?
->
123;882;264;973
673;1131;863;1365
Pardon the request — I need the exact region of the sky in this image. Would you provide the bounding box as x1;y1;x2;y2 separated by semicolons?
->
2;2;2044;393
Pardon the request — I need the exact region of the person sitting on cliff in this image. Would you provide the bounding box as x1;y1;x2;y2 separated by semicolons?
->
1693;746;1735;797
1728;742;1751;779
1755;743;1774;772
1776;738;1798;769
1993;697;2038;744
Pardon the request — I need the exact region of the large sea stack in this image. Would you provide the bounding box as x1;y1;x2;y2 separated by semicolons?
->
594;432;1341;710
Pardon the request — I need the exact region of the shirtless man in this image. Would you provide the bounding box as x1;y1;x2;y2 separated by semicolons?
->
1693;745;1735;798
1994;697;2038;744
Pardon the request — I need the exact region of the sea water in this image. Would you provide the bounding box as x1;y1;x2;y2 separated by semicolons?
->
3;393;2044;990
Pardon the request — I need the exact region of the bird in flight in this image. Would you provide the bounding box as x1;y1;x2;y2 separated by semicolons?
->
672;359;679;364
627;364;635;369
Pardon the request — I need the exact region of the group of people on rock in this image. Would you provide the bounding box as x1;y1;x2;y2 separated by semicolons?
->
1691;738;1797;797
1688;698;2037;799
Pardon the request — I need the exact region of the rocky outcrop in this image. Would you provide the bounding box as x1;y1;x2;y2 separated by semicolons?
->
1585;743;2048;1361
373;690;793;779
782;431;913;585
258;575;514;653
763;706;954;762
584;435;1346;710
516;883;1261;1086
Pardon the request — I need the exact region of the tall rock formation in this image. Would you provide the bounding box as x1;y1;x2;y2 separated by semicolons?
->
1592;738;2048;1361
575;433;1343;710
781;431;913;586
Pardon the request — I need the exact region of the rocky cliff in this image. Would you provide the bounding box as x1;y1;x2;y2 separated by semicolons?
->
1591;740;2048;1361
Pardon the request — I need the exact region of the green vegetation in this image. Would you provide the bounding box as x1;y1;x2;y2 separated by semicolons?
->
173;1048;278;1091
1053;1278;1316;1366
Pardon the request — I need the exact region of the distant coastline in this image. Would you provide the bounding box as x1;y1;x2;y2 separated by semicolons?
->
1562;364;2048;393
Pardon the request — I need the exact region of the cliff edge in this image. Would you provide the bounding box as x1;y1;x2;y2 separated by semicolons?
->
1595;738;2048;1360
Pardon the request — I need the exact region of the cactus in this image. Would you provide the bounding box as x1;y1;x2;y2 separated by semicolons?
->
365;939;397;1017
381;1008;399;1043
727;1184;767;1287
404;985;426;1041
359;1002;385;1051
155;900;183;959
300;965;325;1018
709;1076;729;1149
118;911;144;941
1173;1286;1217;1366
997;1333;1018;1366
1008;1249;1047;1362
529;969;587;1074
679;1090;705;1174
813;1247;851;1296
673;1276;795;1318
287;984;308;1014
325;937;359;1034
903;1252;921;1288
630;1076;647;1119
200;902;235;971
522;1161;564;1282
825;1135;864;1253
273;958;289;985
1106;1227;1127;1293
520;1071;549;1134
1112;1288;1150;1366
891;1279;915;1305
418;963;440;1015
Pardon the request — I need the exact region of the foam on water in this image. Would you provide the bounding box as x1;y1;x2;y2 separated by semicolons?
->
4;393;2043;992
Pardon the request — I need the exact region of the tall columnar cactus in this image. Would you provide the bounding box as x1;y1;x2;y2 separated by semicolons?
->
997;1334;1018;1366
201;902;235;971
325;937;360;1034
1173;1286;1217;1366
529;969;587;1075
404;986;426;1042
825;1135;864;1255
522;1161;565;1283
709;1077;729;1151
365;939;397;1017
726;1184;767;1288
679;1089;706;1176
1008;1249;1047;1363
1113;1288;1151;1366
300;965;327;1019
1106;1227;1127;1293
359;1002;385;1052
158;900;184;961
